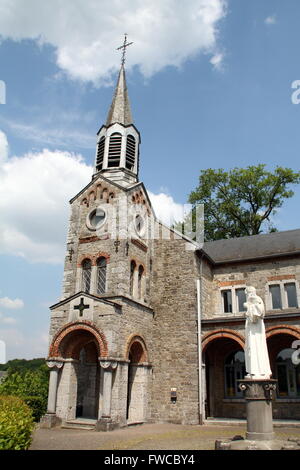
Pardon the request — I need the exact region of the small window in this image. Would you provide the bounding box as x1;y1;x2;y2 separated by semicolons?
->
82;259;92;293
236;288;246;312
269;284;282;309
88;208;106;229
130;260;136;296
108;132;122;168
138;265;144;299
276;348;300;398
285;283;298;308
97;257;107;295
222;290;232;313
224;350;246;398
135;214;144;236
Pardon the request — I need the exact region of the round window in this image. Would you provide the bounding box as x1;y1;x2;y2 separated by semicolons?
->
86;208;106;230
135;214;144;235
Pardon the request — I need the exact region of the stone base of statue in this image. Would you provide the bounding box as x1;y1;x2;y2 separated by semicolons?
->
215;378;300;450
239;378;277;441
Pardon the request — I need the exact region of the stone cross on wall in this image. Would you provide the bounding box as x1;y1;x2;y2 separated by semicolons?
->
74;297;89;317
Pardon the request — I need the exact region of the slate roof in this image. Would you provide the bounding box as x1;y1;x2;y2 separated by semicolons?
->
202;228;300;264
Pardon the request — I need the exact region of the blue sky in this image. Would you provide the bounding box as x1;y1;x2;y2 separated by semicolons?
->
0;0;299;360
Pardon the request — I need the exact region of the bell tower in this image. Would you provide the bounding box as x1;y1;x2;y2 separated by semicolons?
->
94;36;140;187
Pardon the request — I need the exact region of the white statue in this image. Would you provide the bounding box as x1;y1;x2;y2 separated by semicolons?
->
244;286;272;379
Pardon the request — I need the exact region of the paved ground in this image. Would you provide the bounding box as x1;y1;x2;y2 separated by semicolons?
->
29;422;300;450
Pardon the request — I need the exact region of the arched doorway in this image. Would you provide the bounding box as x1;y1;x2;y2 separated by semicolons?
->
203;331;245;419
126;337;149;424
60;329;100;420
49;322;108;421
267;328;300;419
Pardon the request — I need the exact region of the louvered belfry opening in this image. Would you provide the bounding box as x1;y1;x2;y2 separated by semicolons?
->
107;132;122;168
125;135;136;170
96;136;105;171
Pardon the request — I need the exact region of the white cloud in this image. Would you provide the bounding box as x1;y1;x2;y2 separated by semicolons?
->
0;0;227;84
0;138;92;263
0;130;185;263
265;15;277;25
0;327;49;360
148;191;185;227
0;313;17;325
5;120;95;150
0;297;24;309
210;52;224;70
0;130;8;164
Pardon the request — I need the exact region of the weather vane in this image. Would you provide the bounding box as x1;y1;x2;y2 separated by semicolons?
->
116;33;133;66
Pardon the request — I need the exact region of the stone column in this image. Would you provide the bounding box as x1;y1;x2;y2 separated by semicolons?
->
238;378;277;441
40;359;64;428
47;360;64;413
96;360;118;431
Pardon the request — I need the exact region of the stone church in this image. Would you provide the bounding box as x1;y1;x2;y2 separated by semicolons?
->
42;61;300;430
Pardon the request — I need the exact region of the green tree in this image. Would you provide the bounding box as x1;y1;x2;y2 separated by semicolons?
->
188;165;300;241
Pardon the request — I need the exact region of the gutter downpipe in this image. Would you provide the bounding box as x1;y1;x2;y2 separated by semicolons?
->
197;253;204;425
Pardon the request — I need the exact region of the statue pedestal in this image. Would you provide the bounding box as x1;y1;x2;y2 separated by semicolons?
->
214;377;300;450
238;378;277;441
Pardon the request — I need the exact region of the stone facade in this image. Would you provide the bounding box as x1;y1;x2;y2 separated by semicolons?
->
42;63;300;430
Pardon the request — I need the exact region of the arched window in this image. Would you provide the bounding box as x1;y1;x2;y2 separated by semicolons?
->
130;260;136;296
97;257;107;295
96;136;105;171
82;259;92;293
138;265;144;300
125;135;136;171
224;350;245;397
108;132;122;168
276;348;300;398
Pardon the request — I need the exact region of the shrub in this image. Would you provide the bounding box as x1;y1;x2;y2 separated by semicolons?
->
23;396;46;422
0;369;49;421
0;396;35;450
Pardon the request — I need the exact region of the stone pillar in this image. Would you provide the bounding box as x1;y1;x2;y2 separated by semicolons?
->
238;378;277;441
40;359;64;428
95;359;118;431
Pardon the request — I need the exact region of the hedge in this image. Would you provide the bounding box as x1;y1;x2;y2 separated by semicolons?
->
23;396;46;422
0;395;35;450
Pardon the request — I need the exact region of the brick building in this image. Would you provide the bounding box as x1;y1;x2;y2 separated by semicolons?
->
42;63;300;430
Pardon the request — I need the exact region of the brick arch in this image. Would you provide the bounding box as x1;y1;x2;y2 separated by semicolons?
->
202;329;245;352
49;321;108;359
93;252;110;265
125;334;149;363
266;325;300;340
77;254;93;267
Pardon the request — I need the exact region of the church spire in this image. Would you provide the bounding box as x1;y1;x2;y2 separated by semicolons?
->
93;35;140;187
105;64;133;127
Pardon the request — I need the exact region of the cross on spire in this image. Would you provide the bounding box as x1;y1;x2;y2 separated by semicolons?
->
116;33;133;66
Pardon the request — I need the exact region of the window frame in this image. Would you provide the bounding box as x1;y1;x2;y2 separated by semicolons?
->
219;285;247;315
266;280;300;311
96;257;107;295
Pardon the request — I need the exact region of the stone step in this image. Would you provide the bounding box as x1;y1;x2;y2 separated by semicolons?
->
205;418;300;428
61;419;97;431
